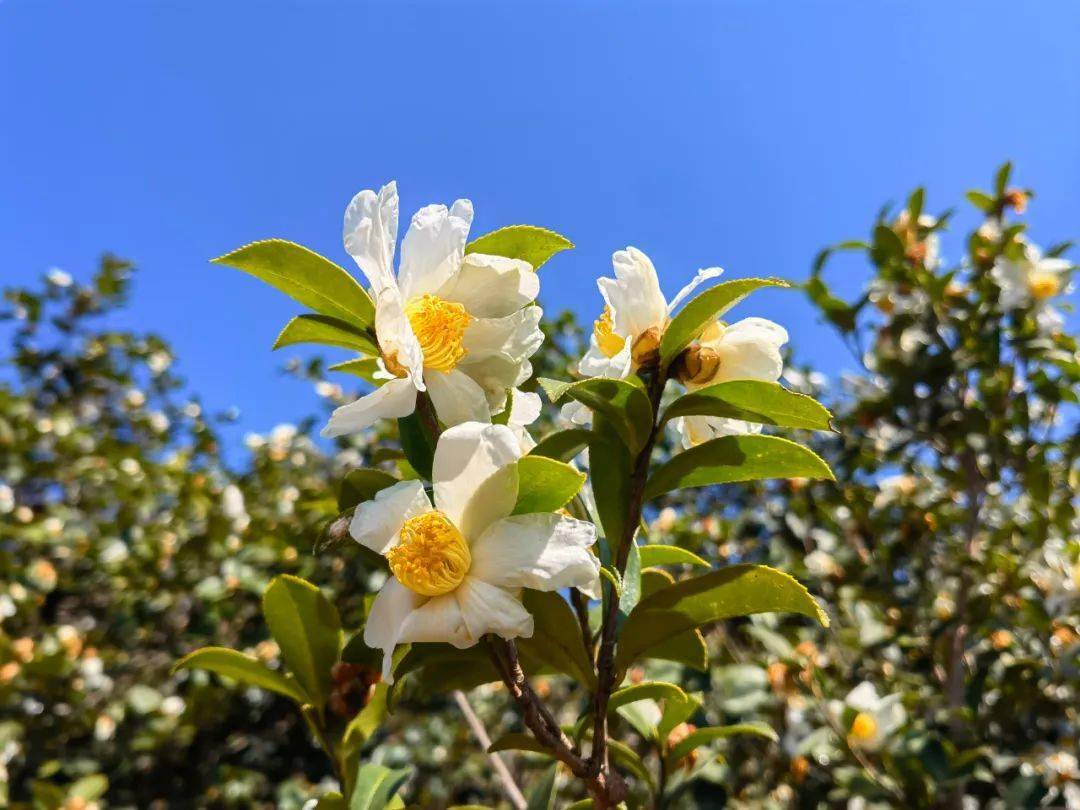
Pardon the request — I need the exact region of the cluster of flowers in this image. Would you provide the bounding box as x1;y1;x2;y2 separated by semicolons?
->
318;182;792;678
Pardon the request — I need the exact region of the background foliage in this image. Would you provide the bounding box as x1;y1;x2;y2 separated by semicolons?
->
1;168;1077;808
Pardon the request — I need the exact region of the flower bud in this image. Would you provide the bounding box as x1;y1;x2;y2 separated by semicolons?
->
630;326;662;368
675;345;721;386
1004;188;1029;214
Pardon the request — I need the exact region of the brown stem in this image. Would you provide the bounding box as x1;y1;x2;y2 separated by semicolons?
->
588;368;667;802
452;689;528;810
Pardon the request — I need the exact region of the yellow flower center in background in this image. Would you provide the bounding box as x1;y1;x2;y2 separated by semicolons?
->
405;295;471;372
1027;270;1061;302
593;306;626;359
388;511;471;596
849;712;878;743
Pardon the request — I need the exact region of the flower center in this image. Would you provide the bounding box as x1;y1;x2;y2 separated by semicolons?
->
593;306;626;359
849;712;878;743
1027;270;1061;302
387;511;471;597
404;295;471;373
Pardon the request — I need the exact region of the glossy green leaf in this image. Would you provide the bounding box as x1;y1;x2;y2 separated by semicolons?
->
661;381;833;432
608;738;655;791
338;469;399;511
615;564;828;672
466;225;574;271
638;545;708;569
529;428;593;462
609;681;692;714
644;435;834;501
342;683;389;750
212;239;374;328
488;732;552;756
512;455;585;515
350;762;411;810
329;357;380;383
539;377;653;455
262;575;343;709
588;414;634;544
173;646;308;704
617;540;642;628
635;571;708;671
518;590;597;689
397;412;435;480
526;763;559;810
666;722;777;764
393;643;501;696
660;278;791;367
273;314;378;356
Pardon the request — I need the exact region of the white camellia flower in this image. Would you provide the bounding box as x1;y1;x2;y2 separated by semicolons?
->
352;422;601;680
829;681;905;751
323;182;543;436
991;242;1072;332
564;247;721;424
670;317;789;447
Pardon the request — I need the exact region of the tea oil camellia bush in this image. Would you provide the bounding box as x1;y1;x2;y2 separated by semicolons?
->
0;165;1076;809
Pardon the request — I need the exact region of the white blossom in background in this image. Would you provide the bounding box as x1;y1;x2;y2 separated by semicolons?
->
324;182;543;436
829;681;906;751
991;242;1072;333
564;247;721;424
221;484;249;531
351;422;600;680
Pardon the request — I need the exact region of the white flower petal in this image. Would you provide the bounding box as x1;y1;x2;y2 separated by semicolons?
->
457;355;533;410
576;340;632;379
321;377;418;438
712;317;788;382
668;266;724;313
396;591;473;649
602;246;667;337
363;578;424;681
349;480;432;555
470;514;601;598
440;253;539;318
463;306;544;362
374;288;425;390
673;413;762;448
425;368;492;426
432;422;520;540
343;182;399;293
454;576;534;642
845;681;881;712
508;389;542;427
398;200;473;301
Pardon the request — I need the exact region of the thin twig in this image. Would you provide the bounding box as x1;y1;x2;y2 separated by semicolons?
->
452;689;528;810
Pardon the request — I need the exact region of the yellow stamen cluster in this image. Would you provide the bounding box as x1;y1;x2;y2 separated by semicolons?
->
593;306;626;359
849;712;878;743
1027;270;1062;302
387;511;471;597
405;294;471;372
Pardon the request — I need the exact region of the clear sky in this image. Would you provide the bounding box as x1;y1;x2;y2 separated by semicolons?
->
3;1;1078;445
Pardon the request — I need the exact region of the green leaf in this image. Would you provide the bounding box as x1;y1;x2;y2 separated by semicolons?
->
262;575;343;709
212;239;374;328
397;412;435;480
539;377;653;455
273;314;378;355
338;469;399;511
643;435;834;501
488;732;552;756
393;642;501;696
609;681;690;714
329;357;380;383
617;540;642;627
350;762;411;810
588;414;634;543
666;722;777;764
638;545;708;569
657;689;703;741
994;161;1013;196
615;564;828;672
173;646;309;704
661;381;833;432
518;590;597;689
512;456;586;515
342;683;390;751
68;775;108;801
659;278;791;368
637;571;708;671
526;764;559;810
529;428;593;462
315;793;348;810
608;738;655;791
466;225;574;271
966;190;995;213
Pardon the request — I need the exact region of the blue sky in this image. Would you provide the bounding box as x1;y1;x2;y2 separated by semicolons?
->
2;1;1078;444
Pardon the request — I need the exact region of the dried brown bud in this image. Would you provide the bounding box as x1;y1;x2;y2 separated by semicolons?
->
790;755;810;783
630;326;662;367
327;662;381;719
1004;188;1029;213
675;345;721;386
